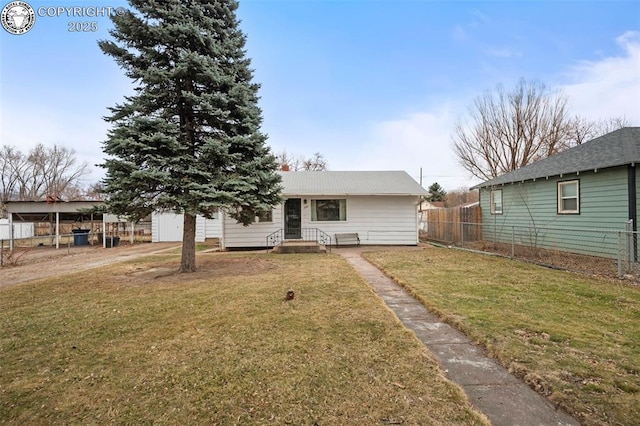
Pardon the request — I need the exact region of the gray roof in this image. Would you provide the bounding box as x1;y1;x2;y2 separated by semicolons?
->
279;171;428;196
473;127;640;189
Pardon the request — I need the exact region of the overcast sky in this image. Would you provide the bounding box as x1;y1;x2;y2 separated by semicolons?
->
1;0;639;191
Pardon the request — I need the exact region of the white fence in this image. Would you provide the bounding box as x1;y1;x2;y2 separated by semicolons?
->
0;220;34;240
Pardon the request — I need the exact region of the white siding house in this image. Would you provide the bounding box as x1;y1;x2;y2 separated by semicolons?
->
221;171;428;248
151;211;221;243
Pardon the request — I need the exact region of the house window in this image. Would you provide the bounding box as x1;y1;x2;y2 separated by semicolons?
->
257;210;273;223
490;190;502;214
558;180;579;214
311;199;347;221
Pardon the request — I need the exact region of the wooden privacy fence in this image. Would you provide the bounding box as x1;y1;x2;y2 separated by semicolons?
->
423;205;481;244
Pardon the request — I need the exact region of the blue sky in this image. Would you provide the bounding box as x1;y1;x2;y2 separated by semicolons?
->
1;0;639;191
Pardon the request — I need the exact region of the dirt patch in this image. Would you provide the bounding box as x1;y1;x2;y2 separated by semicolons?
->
428;239;628;281
0;242;180;288
1;242;419;289
117;256;278;285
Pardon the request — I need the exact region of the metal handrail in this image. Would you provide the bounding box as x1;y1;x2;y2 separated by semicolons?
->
265;228;332;253
265;228;283;252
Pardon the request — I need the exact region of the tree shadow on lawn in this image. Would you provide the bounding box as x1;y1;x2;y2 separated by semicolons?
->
119;255;278;284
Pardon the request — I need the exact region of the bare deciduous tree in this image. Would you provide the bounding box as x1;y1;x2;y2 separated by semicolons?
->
0;146;26;204
276;150;328;171
452;79;630;180
83;182;106;201
276;150;303;171
564;116;631;147
453;79;571;181
1;144;90;202
444;187;479;208
302;152;328;171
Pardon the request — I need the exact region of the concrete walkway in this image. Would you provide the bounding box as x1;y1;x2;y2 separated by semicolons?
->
340;251;579;426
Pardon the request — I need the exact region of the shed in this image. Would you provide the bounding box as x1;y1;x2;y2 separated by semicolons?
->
151;211;221;243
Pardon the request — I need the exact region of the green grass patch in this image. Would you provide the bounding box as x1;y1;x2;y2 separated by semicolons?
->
0;253;487;425
363;247;640;426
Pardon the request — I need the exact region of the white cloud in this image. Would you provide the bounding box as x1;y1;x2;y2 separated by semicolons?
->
341;107;480;191
350;32;640;193
452;24;468;42
560;31;640;124
470;9;489;26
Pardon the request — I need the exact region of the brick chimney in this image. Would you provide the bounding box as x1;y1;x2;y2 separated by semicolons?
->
281;164;290;172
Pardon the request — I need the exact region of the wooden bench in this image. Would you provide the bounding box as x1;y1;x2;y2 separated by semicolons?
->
334;232;360;246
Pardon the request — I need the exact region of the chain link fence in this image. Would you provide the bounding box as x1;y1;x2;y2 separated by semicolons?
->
422;220;639;279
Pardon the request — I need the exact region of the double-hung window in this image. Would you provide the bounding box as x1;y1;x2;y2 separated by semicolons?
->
490;189;502;214
311;199;347;221
558;180;579;214
257;210;273;222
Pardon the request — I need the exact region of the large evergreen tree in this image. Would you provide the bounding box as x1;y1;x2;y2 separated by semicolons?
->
99;0;281;272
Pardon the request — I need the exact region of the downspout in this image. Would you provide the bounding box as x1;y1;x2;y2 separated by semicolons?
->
628;164;637;261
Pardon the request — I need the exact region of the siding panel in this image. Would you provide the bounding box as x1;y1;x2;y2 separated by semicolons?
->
223;195;420;247
479;167;631;257
152;212;206;243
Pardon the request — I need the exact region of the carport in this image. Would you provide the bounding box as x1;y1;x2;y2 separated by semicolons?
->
4;200;115;250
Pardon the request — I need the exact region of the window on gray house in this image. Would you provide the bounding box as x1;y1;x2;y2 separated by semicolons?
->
558;180;580;214
490;189;503;214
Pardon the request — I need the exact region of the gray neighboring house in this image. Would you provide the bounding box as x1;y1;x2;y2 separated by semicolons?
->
472;127;640;258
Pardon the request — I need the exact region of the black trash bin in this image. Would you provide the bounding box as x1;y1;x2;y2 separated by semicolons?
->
105;236;120;248
72;229;90;246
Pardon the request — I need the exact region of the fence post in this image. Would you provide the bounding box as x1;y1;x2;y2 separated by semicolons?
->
1;239;4;267
618;231;623;278
460;221;464;246
511;226;515;259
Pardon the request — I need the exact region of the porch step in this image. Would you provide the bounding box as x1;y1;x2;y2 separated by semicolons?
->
272;240;327;254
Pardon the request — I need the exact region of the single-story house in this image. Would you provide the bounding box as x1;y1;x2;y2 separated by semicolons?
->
472;127;640;258
221;170;428;249
419;200;445;211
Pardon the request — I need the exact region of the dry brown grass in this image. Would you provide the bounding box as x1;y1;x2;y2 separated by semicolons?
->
364;246;640;426
0;252;488;425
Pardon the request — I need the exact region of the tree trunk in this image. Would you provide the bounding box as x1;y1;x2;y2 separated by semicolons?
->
180;213;197;272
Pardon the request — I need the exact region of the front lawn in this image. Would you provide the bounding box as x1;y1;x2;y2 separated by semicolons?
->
0;253;487;425
363;246;640;426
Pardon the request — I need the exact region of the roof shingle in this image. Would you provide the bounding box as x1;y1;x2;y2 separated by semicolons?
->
279;171;428;196
473;127;640;189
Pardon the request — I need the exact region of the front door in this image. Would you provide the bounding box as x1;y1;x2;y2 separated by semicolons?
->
284;198;302;239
